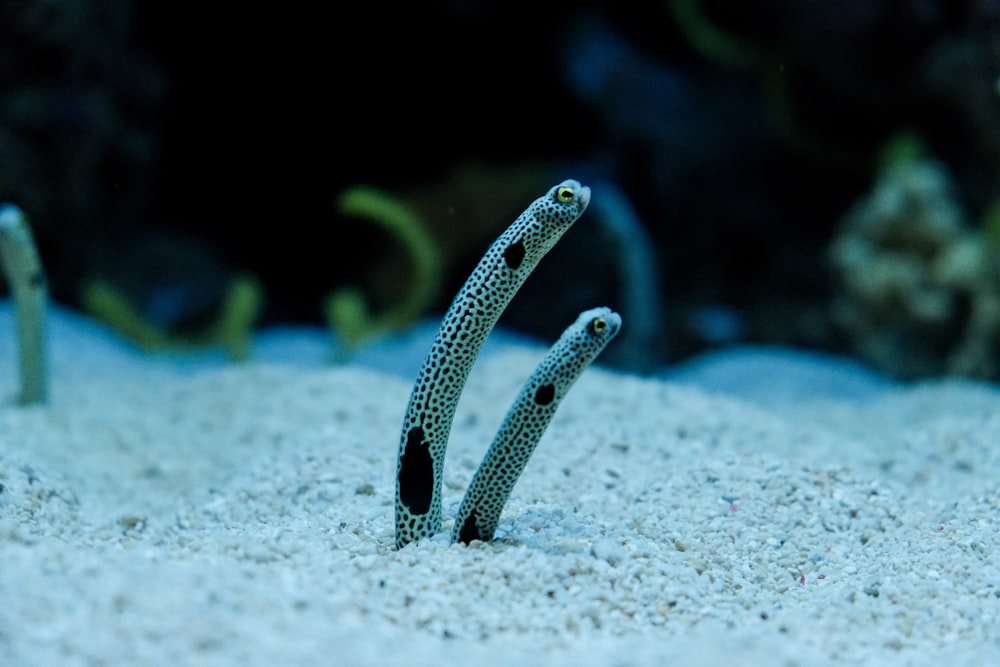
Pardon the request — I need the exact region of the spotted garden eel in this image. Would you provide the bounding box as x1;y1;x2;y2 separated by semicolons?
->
452;306;621;544
394;179;591;549
0;204;47;405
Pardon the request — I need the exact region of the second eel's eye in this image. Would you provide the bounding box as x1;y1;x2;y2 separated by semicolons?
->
557;186;575;203
591;317;607;334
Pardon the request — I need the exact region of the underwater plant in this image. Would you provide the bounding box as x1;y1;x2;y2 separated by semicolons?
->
0;203;47;404
394;179;616;549
81;274;263;361
324;185;441;356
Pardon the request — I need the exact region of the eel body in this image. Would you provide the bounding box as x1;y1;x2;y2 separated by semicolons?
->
452;307;621;544
0;204;47;404
394;180;590;548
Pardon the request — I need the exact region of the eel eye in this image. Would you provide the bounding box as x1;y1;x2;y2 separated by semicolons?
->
556;187;575;203
592;317;607;334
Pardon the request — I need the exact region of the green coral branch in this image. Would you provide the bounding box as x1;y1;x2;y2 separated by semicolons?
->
81;274;263;360
325;186;442;354
668;0;762;70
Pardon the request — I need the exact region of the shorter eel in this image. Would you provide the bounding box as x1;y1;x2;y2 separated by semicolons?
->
452;307;621;544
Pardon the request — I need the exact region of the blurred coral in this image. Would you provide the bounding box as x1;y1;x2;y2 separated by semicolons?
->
830;135;1000;380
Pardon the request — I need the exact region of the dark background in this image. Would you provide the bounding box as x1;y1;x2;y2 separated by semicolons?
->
2;0;998;378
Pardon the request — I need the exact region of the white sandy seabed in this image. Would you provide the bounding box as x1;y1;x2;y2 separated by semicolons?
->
1;303;999;667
